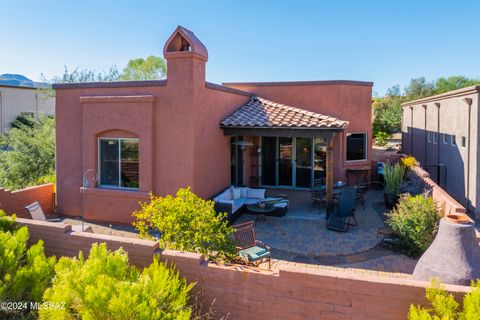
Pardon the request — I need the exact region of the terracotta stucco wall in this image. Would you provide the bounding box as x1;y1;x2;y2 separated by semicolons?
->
224;82;373;181
17;217;469;320
193;87;250;198
55;85;178;224
0;184;54;218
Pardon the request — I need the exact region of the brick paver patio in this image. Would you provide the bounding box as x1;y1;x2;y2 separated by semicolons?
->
236;188;385;257
236;188;418;275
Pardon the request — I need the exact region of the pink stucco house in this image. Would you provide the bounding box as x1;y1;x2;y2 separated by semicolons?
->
53;26;373;224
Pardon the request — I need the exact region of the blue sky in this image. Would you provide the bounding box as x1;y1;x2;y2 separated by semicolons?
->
1;0;479;95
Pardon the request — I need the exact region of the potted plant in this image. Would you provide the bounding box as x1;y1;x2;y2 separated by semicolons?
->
383;162;405;209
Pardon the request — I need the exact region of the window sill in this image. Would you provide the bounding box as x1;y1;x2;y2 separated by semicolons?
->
80;187;149;199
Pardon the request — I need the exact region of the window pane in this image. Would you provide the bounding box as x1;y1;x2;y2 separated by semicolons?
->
121;140;139;188
346;133;367;161
100;140;119;186
261;137;276;185
314;138;327;181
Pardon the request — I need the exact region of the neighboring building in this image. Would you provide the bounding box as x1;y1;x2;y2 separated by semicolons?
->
402;86;480;218
0;84;55;132
54;26;373;224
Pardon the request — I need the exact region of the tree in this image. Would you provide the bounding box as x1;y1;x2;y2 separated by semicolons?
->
40;243;193;320
0;211;56;319
121;55;166;81
434;76;480;95
133;188;236;261
404;77;435;100
0;114;55;190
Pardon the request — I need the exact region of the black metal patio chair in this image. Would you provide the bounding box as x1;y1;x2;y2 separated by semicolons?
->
326;186;357;232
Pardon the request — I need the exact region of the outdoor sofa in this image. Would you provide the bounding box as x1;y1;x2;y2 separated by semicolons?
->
213;187;288;222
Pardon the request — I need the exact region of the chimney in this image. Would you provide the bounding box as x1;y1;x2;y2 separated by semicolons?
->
413;213;480;285
163;26;208;88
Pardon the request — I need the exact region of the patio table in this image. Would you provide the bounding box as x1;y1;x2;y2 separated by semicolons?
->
246;204;275;221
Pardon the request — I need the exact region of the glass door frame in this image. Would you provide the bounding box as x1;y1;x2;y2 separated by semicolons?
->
260;137;321;189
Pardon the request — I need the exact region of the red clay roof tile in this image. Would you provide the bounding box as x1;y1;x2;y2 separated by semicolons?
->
220;96;348;129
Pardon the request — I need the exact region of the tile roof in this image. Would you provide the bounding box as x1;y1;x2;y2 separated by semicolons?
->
221;96;348;130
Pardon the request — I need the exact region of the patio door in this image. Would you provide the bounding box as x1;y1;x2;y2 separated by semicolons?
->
261;136;324;188
278;137;293;186
295;137;312;188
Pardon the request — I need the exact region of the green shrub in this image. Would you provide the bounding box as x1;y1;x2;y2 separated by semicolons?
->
375;131;390;146
409;279;480;319
40;243;193;320
383;162;405;195
133;188;236;261
0;210;56;319
0;114;55;190
387;195;441;256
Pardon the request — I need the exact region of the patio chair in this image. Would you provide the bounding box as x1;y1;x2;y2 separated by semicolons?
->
326;187;357;232
232;221;271;268
25;202;93;233
310;178;326;212
354;185;367;209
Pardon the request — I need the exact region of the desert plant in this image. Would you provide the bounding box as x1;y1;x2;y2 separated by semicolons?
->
383;162;405;195
0;210;56;319
133;187;236;261
375;131;390;147
40;243;193;320
409;279;480;319
401;156;417;168
387;195;441;256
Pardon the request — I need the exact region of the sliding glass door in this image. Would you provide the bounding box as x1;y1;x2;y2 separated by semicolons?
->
278;137;293;186
295;137;312;188
261;136;325;188
261;137;276;185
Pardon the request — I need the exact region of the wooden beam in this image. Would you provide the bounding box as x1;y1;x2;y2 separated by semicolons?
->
326;137;334;205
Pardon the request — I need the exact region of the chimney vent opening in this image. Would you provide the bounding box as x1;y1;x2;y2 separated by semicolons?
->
166;33;191;53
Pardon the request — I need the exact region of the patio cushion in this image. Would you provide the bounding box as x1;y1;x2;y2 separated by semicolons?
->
214;190;232;201
232;188;241;200
232;198;245;212
217;199;234;205
247;188;265;199
239;187;248;198
239;246;270;261
243;198;260;205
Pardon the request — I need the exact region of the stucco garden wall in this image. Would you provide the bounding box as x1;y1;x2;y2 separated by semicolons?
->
412;165;466;215
15;217;469;320
0;183;54;218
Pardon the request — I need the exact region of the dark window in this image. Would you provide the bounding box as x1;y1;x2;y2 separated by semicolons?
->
462;136;467;148
451;135;456;146
346;133;367;161
99;138;139;189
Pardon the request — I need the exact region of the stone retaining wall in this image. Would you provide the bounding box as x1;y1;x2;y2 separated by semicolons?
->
15;217;469;320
